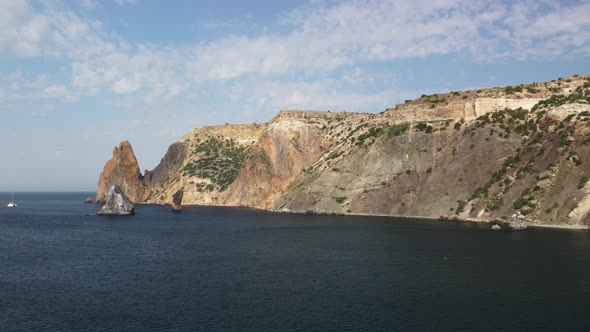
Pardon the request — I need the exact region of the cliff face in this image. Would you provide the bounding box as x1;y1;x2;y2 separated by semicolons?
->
224;111;371;209
97;74;590;226
143;124;264;205
96;141;145;203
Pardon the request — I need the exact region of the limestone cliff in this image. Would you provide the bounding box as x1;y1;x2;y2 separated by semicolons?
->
224;111;371;209
97;74;590;227
143;124;264;205
96;141;145;203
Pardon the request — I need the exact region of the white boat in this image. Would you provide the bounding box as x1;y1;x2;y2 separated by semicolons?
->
7;192;17;208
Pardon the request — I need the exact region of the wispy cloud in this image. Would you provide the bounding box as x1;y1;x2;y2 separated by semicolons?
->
1;0;590;114
80;0;99;11
113;0;137;6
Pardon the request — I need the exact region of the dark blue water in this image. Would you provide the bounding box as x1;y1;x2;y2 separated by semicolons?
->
1;192;590;331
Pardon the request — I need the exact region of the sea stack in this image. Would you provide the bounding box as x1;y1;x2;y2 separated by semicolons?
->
96;141;145;203
171;190;183;212
97;184;135;216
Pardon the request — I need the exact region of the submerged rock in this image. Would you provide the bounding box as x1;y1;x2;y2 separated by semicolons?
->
97;185;135;216
171;190;184;212
491;224;502;231
83;197;95;204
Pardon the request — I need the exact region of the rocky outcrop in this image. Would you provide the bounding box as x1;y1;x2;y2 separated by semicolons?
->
171;190;183;211
96;141;145;203
97;185;135;216
385;98;543;124
97;74;590;227
224;111;370;209
508;221;528;231
83;197;95;204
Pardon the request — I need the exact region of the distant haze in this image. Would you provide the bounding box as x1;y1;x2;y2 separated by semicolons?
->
1;0;589;191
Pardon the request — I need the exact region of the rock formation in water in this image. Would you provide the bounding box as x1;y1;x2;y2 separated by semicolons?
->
97;74;590;227
83;197;95;204
171;190;183;212
96;141;145;203
97;184;135;216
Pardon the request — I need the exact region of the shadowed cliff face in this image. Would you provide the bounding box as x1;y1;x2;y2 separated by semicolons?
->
144;142;188;190
97;74;590;226
96;141;145;203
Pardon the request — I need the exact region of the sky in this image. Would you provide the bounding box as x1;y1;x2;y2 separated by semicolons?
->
1;0;589;191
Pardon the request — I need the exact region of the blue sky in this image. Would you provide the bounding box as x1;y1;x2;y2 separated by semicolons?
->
1;0;589;191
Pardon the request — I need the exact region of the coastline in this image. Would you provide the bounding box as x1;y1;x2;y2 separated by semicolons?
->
528;224;589;231
135;201;589;232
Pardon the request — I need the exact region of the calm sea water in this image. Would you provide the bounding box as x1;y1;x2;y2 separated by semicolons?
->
1;192;590;331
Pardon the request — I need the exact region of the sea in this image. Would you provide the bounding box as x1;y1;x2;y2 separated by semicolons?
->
1;192;589;331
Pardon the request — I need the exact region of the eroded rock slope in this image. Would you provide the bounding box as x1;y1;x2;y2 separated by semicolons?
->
97;75;590;226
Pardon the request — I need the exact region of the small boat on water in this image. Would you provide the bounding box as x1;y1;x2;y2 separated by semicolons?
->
7;192;17;208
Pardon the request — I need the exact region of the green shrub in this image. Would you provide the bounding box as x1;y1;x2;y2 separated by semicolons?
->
504;85;523;94
326;151;343;160
386;123;410;137
486;195;503;211
513;198;528;209
334;196;347;204
579;175;590;189
456;200;467;213
357;127;384;145
182;137;252;191
415;122;429;131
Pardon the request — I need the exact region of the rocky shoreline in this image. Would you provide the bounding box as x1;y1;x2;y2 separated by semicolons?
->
95;74;590;229
128;201;589;231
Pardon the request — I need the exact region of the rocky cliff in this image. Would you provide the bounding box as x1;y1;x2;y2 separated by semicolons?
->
97;74;590;227
96;141;145;203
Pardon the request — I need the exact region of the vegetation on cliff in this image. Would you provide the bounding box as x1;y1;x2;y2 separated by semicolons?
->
97;74;590;227
182;137;252;191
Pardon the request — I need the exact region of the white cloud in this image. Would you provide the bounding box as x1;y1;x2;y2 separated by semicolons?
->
182;0;590;82
114;0;137;6
0;0;112;60
43;85;67;97
2;0;590;117
112;78;141;94
0;0;49;58
41;85;80;103
80;0;99;10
